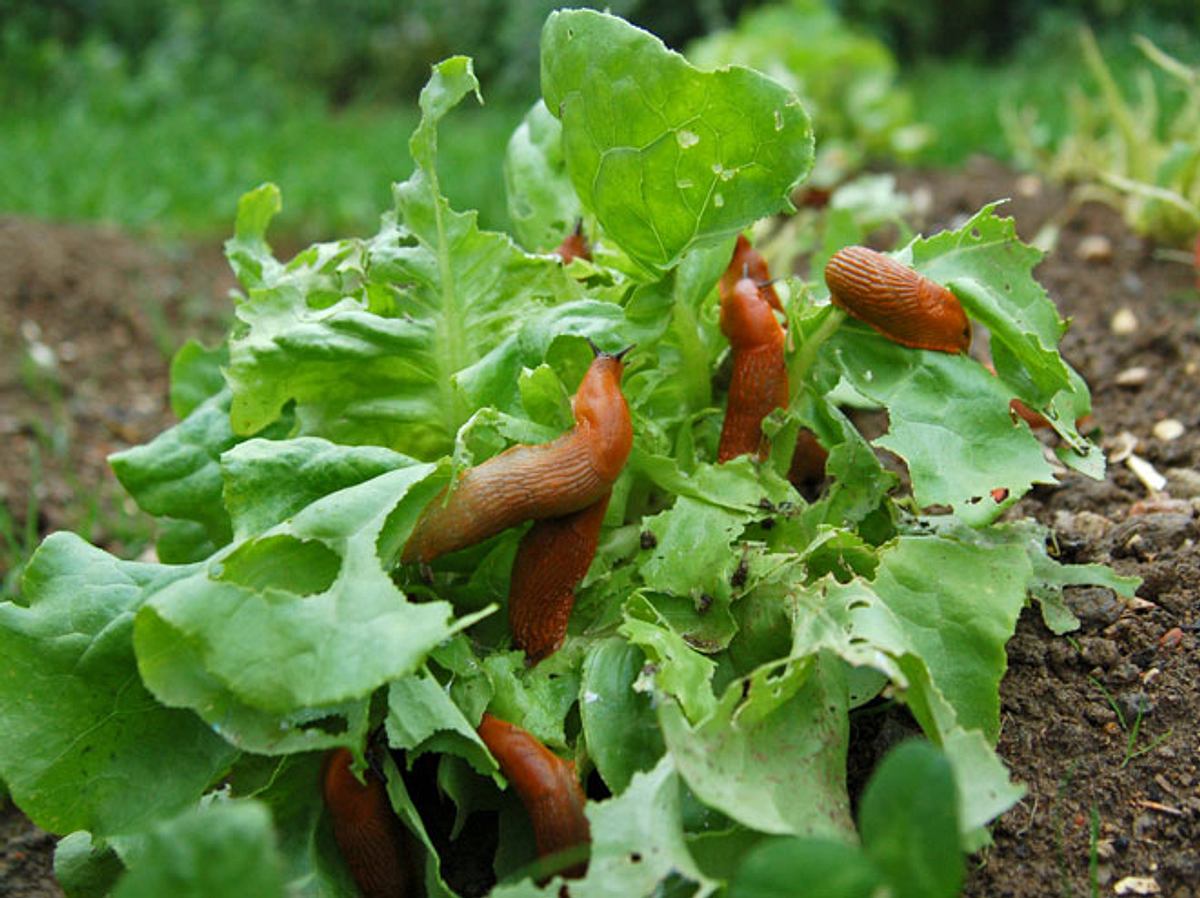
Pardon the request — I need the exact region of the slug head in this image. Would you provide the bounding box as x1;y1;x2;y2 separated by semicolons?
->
720;277;784;350
572;352;633;482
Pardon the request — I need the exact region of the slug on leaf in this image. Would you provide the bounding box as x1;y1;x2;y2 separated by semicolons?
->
718;274;789;462
321;748;416;898
509;491;610;664
825;246;971;354
556;220;592;264
720;234;783;314
476;712;590;879
402;349;632;564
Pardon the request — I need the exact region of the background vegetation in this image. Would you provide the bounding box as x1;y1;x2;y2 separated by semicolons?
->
0;0;1197;239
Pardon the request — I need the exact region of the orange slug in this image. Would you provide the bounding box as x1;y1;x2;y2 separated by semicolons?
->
824;246;971;354
402;349;632;564
720;234;783;314
476;712;590;878
718;274;789;463
321;748;415;898
556;220;592;264
509;491;610;664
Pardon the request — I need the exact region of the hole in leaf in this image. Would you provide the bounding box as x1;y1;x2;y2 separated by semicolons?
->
630;853;642;863
296;714;349;735
218;534;340;596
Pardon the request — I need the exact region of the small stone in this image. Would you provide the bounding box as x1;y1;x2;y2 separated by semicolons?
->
1110;307;1139;335
1085;702;1118;724
1064;586;1124;628
1077;233;1114;261
1080;636;1121;669
1115;366;1151;387
1151;419;1184;441
1055;509;1114;541
1165;467;1200;498
1113;875;1160;895
1126;455;1167;493
1016;174;1042;197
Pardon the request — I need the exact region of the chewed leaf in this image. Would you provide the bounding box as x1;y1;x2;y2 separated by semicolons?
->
542;9;813;273
505;100;583;252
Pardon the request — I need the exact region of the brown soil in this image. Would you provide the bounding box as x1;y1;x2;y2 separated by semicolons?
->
1;159;1198;897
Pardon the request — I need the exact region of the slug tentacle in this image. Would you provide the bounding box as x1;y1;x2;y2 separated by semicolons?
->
401;354;631;565
476;713;590;879
721;234;783;314
824;246;971;354
556;220;592;264
321;748;415;898
509;491;611;663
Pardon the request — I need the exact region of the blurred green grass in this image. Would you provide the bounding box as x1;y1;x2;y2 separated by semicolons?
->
0;96;526;243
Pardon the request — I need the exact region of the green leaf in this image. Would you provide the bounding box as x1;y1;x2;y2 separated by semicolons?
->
619;595;717;723
169;340;229;421
481;649;583;749
728;837;880;898
54;832;125;898
580;639;665;794
225;183;283;288
859;741;963;898
223;61;581;457
542;9;813;273
0;534;236;836
659;653;853;839
111;800;285;898
505;100;583;252
221;437;416;540
386;667;497;778
491;755;715;897
825;331;1055;525
134;465;468;718
109;391;238;547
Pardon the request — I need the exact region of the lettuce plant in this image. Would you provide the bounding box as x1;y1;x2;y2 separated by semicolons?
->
0;10;1135;897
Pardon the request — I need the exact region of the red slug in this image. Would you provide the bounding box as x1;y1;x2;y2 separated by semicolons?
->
720;234;783;314
509;491;610;663
824;246;972;354
787;428;829;495
402;350;632;564
718;274;789;462
476;712;590;878
556;220;592;264
321;748;415;898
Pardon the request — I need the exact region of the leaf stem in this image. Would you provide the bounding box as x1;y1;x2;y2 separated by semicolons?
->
789;306;846;394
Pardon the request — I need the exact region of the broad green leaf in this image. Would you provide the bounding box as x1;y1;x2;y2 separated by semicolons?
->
111;800;285;898
224;60;581;457
859;741;963;898
225;183;283;288
169;340;228;421
639;497;748;601
504;100;582;252
0;534;236;836
135;465;466;716
491;755;716;898
386;667;497;778
659;653;853;839
728;837;879;898
825;330;1055;525
542;9;813;274
54;832;124;898
109;391;238;547
221;437;416;540
580;639;665;794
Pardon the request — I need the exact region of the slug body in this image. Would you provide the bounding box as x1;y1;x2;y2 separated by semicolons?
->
824;246;971;354
321;748;414;898
402;354;632;564
556;221;592;264
721;234;783;314
787;428;829;496
476;712;590;878
718;276;789;462
509;491;610;663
